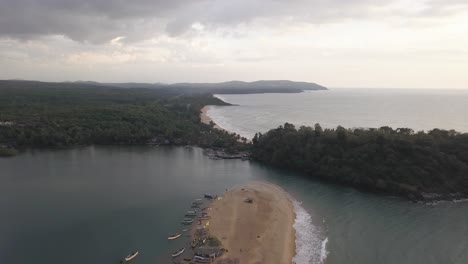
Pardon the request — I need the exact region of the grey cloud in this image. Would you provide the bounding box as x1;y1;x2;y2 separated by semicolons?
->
0;0;193;42
0;0;466;43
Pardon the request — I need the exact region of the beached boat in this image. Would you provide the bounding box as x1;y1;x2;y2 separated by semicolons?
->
172;247;185;257
198;216;211;220
168;233;182;240
124;251;139;262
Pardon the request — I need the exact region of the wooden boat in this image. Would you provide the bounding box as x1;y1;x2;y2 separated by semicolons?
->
168;233;182;240
124;251;139;262
194;256;211;263
181;219;194;225
193;199;203;204
204;193;215;199
195;258;211;263
172;247;185;257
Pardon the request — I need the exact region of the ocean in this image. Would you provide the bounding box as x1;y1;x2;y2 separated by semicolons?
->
2;88;468;264
207;88;468;139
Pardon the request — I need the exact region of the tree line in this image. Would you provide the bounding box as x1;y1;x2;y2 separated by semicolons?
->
0;81;248;153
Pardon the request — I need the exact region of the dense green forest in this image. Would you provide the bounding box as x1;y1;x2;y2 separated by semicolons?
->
0;81;248;152
251;123;468;200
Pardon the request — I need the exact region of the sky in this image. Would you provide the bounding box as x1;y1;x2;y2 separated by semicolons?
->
0;0;467;89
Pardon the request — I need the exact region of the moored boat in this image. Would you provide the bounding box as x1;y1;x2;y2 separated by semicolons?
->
181;219;194;225
204;193;215;199
168;233;182;240
185;210;197;216
198;216;211;220
123;251;139;262
172;247;185;257
194;255;211;263
193;199;203;204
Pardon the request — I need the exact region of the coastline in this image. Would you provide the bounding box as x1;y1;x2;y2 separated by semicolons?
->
203;181;296;264
200;105;224;131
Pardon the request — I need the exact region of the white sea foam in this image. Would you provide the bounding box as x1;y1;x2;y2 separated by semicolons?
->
291;199;328;264
320;237;329;262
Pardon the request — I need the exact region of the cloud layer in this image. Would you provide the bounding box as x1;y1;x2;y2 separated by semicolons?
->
1;0;467;43
1;0;468;88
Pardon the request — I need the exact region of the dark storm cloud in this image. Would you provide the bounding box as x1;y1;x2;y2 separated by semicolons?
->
0;0;466;43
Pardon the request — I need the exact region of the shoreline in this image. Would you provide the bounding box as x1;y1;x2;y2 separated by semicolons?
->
200;105;224;131
200;105;252;143
201;181;296;264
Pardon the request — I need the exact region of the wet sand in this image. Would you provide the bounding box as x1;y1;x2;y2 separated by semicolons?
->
200;106;223;130
208;182;296;264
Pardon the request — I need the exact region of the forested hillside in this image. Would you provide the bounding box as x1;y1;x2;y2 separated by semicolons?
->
0;81;247;151
251;123;468;201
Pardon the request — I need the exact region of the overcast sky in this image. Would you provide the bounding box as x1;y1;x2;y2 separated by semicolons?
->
0;0;467;88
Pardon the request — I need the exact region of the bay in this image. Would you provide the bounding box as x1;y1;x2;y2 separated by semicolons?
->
208;88;468;139
1;146;468;264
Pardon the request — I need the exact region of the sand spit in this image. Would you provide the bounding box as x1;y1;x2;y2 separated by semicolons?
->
207;182;295;264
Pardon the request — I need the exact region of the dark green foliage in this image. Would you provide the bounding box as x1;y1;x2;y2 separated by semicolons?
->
251;123;468;200
0;146;17;157
0;81;246;152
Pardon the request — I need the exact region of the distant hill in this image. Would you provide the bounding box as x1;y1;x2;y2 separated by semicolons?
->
100;80;327;94
2;80;327;94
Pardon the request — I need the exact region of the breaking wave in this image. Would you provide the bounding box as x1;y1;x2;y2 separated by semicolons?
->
292;199;328;264
320;237;329;262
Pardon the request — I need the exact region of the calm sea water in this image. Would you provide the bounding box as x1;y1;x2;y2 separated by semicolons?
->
1;146;467;264
208;88;468;139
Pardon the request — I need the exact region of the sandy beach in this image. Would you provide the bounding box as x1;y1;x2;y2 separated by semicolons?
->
200;106;223;130
207;182;296;264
